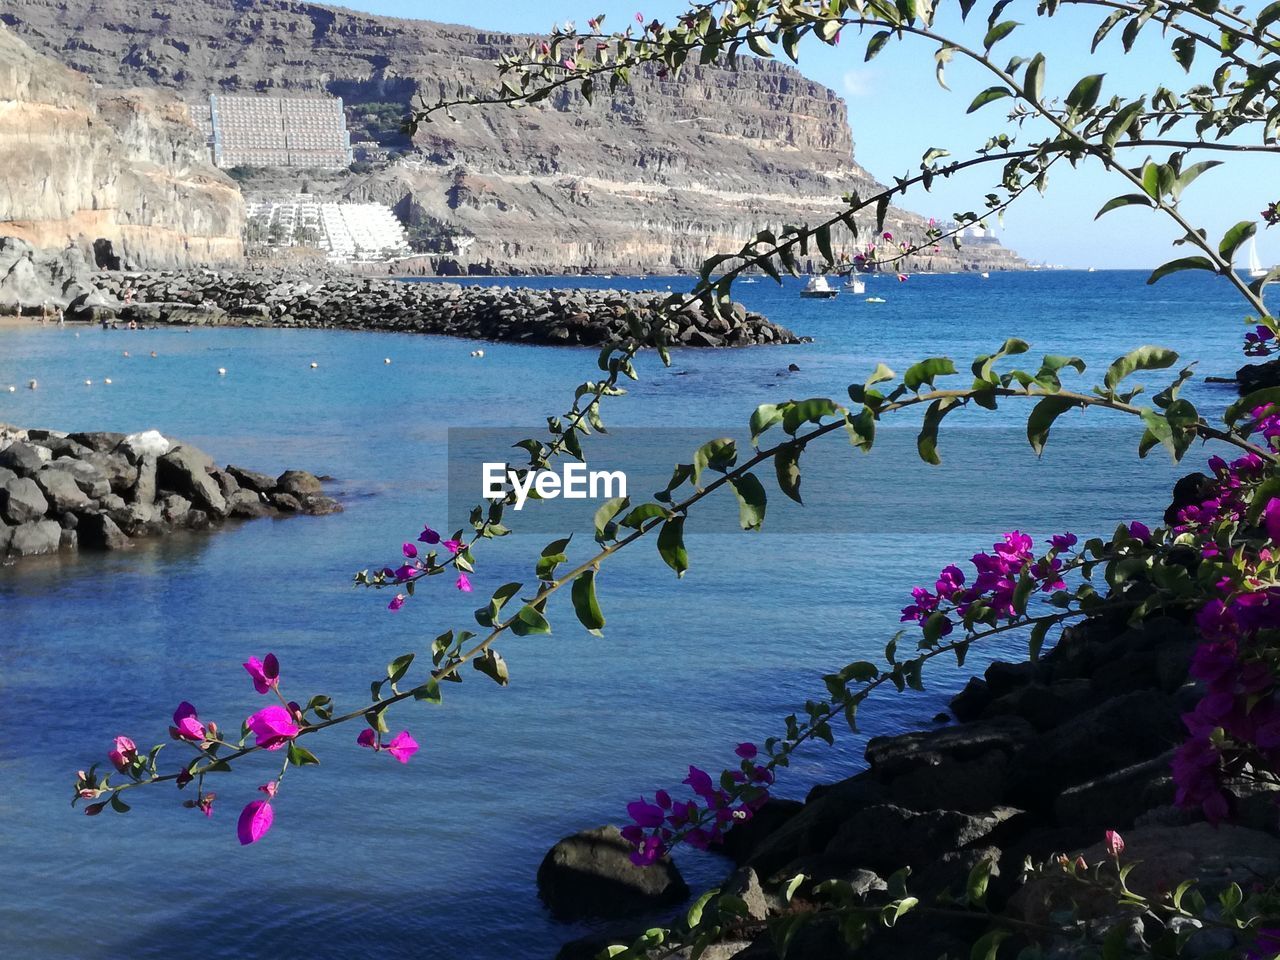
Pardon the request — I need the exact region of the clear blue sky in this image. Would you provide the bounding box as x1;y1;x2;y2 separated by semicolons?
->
344;1;1272;269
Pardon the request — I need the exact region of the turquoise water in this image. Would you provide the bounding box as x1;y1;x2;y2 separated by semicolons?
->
0;270;1267;958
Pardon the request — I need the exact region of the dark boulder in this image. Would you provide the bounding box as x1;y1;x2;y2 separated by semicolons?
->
747;773;888;878
275;469;322;498
270;492;302;513
300;494;343;515
157;446;227;518
8;520;62;556
35;467;92;513
1;477;50;524
1053;751;1176;830
864;716;1035;778
0;442;46;476
46;459;111;499
226;464;277;494
536;825;689;921
228;489;271;519
76;513;130;551
823;804;1024;875
67;431;126;455
720;798;804;865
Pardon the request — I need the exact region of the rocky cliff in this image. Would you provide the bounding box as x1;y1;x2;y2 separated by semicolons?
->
0;0;1024;275
0;26;243;270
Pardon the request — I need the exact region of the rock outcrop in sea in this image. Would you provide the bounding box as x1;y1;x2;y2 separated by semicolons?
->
0;425;340;562
549;606;1275;958
0;1;1027;276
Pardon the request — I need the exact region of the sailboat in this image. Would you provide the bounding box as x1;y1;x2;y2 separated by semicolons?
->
1249;237;1268;279
843;277;866;294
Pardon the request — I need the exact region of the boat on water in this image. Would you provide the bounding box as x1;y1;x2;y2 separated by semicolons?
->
866;296;887;304
741;277;758;284
843;277;866;294
801;276;839;299
980;272;990;279
1249;237;1268;279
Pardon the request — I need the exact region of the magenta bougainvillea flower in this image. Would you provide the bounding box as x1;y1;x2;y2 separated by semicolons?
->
169;702;206;742
388;594;406;612
237;798;273;845
456;574;472;592
246;705;299;750
402;542;418;559
242;654;280;695
442;539;464;555
386;731;419;764
418;526;441;545
1104;830;1124;859
108;736;137;772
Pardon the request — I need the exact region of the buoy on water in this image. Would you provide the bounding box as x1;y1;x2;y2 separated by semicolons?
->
84;379;92;386
6;385;15;393
384;358;392;365
150;351;157;358
123;351;130;358
27;379;37;390
104;378;113;385
310;362;319;369
217;367;227;376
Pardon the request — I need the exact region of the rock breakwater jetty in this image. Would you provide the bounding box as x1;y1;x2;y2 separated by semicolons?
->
0;425;340;563
87;271;801;348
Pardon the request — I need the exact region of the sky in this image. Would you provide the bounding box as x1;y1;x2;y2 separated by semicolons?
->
337;1;1273;270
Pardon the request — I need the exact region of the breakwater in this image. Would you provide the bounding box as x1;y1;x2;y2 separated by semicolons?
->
86;271;802;348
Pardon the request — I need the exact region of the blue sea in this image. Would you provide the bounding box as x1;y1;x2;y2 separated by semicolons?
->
0;270;1269;959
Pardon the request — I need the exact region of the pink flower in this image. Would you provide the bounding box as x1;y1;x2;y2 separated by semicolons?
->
735;742;758;760
418;525;441;544
198;793;216;818
636;11;644;22
388;594;406;611
442;539;464;555
1104;830;1124;859
242;653;280;694
357;728;377;749
402;542;418;559
386;731;419;764
246;705;299;751
169;702;206;742
237;799;274;845
456;573;472;592
883;231;893;241
1265;498;1280;543
108;736;137;772
1128;521;1152;543
259;781;278;799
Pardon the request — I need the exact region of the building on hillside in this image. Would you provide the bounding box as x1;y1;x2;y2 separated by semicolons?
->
189;95;353;169
245;195;410;262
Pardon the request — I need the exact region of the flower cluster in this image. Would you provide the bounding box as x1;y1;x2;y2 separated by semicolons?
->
1263;202;1279;227
82;651;422;847
1169;449;1269;534
1244;325;1276;358
385;524;472;611
622;743;772;865
899;530;1076;637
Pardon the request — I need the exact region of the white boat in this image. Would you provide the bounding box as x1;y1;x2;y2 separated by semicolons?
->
980;272;990;279
1249;237;1268;279
800;276;839;299
741;277;758;284
843;277;866;294
865;296;887;303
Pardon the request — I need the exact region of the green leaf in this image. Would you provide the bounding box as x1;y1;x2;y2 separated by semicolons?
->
966;855;996;907
775;443;803;503
917;398;957;465
1095;193;1152;219
1103;346;1179;391
746;33;772;58
620;503;672;528
571;570;605;632
1171;160;1221;201
473;649;510;685
865;30;891;61
750;403;783;443
412;678;442;703
983;20;1018;50
967;86;1012;113
844;408;876;452
970;929;1010;960
815;223;835;265
782;397;839;434
686;889;717;927
287;742;320;766
509;604;551;636
1171;34;1196;71
1219;220;1257;262
903;356;957;391
1146;256;1216;284
1065;73;1104;111
729;473;768;531
692;438;737;486
657;516;689;577
1092;9;1125;50
1260;0;1280;30
110;793;131;813
1026;395;1081;455
1102;99;1146;148
594;496;629;540
1023;53;1045;101
387;653;415;685
1225;386;1280;426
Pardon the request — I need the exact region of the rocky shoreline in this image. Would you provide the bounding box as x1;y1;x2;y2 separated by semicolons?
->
0;237;802;348
0;425;340;562
543;608;1275;959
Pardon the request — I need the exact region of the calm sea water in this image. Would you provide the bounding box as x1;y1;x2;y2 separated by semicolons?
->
0;270;1269;959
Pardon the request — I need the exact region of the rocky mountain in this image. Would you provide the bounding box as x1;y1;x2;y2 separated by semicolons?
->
0;0;1024;274
0;25;243;270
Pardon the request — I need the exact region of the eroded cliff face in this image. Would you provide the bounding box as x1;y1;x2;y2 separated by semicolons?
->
0;0;1023;273
0;27;243;270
